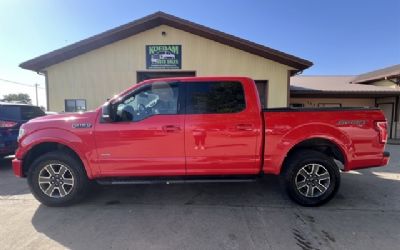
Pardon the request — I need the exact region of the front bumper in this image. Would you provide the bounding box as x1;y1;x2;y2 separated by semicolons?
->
12;158;24;177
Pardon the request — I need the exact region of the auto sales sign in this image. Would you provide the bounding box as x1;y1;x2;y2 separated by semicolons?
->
146;45;182;69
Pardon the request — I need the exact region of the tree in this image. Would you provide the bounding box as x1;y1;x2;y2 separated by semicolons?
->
2;93;32;104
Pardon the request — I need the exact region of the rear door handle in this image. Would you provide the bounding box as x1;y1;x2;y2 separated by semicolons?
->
162;125;181;132
235;124;253;131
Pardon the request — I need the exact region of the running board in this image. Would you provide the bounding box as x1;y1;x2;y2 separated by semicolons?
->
96;176;259;185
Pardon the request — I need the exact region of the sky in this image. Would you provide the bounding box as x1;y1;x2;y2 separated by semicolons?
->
0;0;399;109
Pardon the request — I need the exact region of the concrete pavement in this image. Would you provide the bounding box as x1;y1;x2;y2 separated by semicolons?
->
0;145;399;250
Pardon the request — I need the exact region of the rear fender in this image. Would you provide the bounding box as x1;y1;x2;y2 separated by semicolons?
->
264;123;351;174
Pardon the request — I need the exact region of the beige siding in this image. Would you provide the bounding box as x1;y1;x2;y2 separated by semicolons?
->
45;25;292;111
290;98;375;107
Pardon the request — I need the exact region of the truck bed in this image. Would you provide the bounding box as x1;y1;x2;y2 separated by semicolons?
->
262;107;388;174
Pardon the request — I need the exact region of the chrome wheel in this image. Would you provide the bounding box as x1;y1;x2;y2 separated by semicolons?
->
38;163;75;198
295;163;331;198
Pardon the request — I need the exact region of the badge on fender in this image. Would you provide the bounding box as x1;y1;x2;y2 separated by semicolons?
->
72;123;92;129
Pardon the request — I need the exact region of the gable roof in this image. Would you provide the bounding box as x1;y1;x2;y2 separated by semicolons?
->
351;64;400;84
20;11;312;72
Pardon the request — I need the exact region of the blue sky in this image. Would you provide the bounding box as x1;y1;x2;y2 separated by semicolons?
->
0;0;399;107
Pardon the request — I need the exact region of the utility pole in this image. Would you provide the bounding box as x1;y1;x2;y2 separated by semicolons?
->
35;83;39;106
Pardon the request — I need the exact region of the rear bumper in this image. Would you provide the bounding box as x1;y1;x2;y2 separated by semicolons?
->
347;151;390;171
12;158;24;178
381;151;390;166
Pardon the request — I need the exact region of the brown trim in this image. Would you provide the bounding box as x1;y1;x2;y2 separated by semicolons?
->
287;71;291;107
20;12;312;72
44;71;50;111
136;70;196;82
395;96;400;122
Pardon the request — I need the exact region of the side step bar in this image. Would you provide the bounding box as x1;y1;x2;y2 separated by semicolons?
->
96;176;259;185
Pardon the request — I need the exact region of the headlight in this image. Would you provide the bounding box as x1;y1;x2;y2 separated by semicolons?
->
18;128;25;141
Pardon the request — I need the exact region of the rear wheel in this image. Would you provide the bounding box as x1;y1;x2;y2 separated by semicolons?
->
28;151;89;207
282;149;340;206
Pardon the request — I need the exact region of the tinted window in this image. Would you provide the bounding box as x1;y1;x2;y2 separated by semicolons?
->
185;82;245;114
0;105;45;120
0;106;21;120
20;106;45;120
115;82;180;122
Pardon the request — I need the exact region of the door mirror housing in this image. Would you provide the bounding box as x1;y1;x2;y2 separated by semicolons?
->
101;102;114;122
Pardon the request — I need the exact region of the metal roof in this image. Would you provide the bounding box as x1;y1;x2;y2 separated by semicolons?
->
351;64;400;84
290;75;400;97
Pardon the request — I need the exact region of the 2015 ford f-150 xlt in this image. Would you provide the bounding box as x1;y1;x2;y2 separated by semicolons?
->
12;77;390;207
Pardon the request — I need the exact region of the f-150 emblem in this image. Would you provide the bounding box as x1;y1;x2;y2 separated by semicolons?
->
72;123;92;129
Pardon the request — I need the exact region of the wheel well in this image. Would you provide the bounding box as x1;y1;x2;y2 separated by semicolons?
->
22;142;84;176
283;138;346;171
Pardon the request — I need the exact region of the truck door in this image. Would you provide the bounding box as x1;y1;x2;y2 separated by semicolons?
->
94;82;185;176
183;79;262;175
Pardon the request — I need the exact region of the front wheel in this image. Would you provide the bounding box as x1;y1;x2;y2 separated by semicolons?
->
28;151;89;207
282;150;340;206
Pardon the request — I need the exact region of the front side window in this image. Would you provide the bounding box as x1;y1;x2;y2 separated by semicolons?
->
185;81;246;114
65;99;87;112
115;82;179;122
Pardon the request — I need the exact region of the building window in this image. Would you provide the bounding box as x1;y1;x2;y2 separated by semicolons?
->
255;80;268;108
290;103;304;108
65;99;87;112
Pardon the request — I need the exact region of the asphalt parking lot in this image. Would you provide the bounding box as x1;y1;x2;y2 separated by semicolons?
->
1;145;399;250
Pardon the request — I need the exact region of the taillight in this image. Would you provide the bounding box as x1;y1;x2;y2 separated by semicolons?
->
375;121;388;144
0;120;17;128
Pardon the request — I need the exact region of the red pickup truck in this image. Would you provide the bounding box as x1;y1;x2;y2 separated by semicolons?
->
12;77;390;207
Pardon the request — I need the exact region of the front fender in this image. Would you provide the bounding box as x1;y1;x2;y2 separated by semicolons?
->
16;128;98;179
264;122;352;174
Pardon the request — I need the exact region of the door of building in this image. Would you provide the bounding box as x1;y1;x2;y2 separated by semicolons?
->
378;103;394;138
137;71;196;82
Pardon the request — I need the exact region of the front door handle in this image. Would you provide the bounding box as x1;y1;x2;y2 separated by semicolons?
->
162;125;181;132
235;124;253;131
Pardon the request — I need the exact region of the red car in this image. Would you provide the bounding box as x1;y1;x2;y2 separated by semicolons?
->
12;77;389;207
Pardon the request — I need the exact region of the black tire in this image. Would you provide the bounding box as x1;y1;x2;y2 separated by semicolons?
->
27;150;89;207
282;149;340;206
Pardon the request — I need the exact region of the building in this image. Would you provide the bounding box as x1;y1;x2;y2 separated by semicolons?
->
20;11;312;112
290;64;400;140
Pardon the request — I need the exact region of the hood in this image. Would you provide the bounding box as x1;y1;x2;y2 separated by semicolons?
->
22;111;98;132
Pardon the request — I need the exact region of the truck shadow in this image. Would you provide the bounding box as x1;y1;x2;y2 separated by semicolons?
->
30;165;400;249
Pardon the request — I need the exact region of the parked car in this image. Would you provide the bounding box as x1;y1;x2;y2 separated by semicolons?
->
12;77;389;207
0;102;45;157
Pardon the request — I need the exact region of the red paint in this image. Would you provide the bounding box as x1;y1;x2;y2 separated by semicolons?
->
13;77;389;179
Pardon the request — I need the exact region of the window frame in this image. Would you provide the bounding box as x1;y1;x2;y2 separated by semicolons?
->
183;81;247;115
111;81;184;123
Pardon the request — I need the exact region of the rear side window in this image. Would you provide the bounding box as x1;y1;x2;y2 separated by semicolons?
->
185;81;246;114
0;106;21;120
20;106;45;120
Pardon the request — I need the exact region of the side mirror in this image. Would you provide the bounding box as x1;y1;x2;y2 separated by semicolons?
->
101;102;114;122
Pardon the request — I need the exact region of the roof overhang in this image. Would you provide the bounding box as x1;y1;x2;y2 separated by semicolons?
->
291;90;400;98
20;11;312;73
